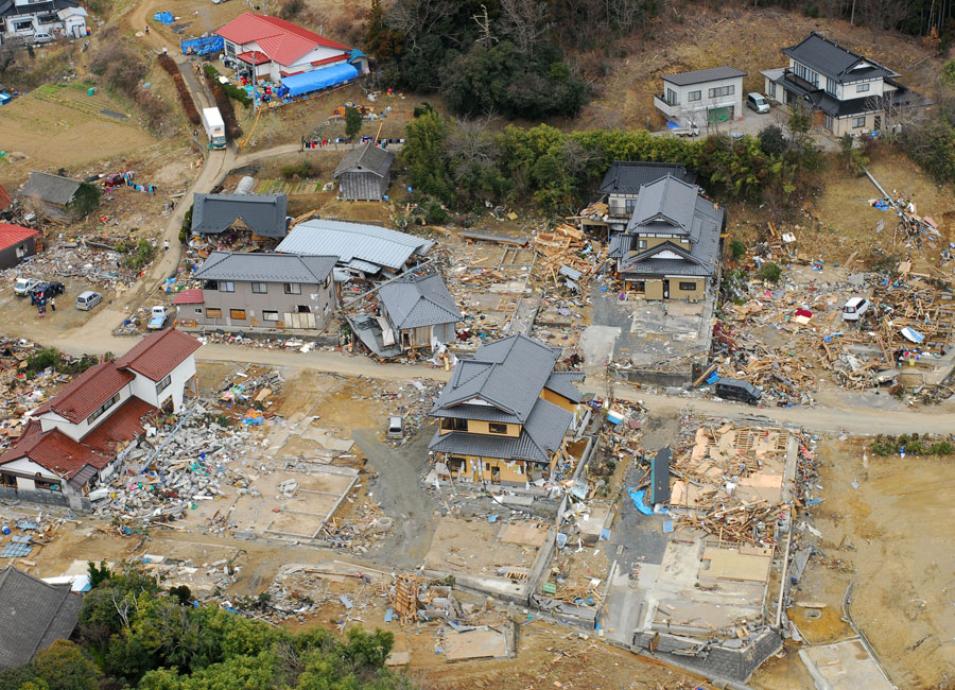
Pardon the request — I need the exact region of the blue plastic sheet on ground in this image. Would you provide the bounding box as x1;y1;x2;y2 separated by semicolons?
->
153;11;174;24
628;488;654;516
706;371;720;385
181;35;224;56
666;120;680;130
282;63;359;98
873;199;890;211
663;519;674;533
384;608;394;622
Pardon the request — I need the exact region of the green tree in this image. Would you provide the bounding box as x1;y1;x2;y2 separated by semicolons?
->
69;182;101;219
758;125;787;156
730;238;746;260
759;262;782;283
401;109;453;203
32;641;102;690
345;107;363;139
902;119;955;183
787;103;812;137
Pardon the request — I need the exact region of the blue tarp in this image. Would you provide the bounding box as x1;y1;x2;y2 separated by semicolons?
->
282;63;359;98
627;488;654;516
153;11;174;24
0;92;11;106
181;35;224;56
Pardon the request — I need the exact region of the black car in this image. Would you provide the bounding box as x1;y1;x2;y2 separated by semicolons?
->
714;378;762;405
30;281;65;302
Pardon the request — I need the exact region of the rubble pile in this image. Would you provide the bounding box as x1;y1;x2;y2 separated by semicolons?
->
4;240;133;287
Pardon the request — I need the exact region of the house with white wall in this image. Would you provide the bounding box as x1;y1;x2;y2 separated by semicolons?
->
0;0;88;44
761;32;913;137
653;67;746;127
0;329;200;509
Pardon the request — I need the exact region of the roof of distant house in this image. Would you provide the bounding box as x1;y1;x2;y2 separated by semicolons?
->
0;0;80;19
215;12;348;66
191;193;289;238
277;219;434;272
379;270;461;330
783;32;898;83
662;66;745;87
194;251;337;284
115;328;202;382
0;223;39;252
0;567;82;669
333;142;395;179
19;172;81;206
598;161;696;195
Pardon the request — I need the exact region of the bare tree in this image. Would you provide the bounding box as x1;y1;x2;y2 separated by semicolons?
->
388;0;453;50
500;0;551;55
472;4;496;48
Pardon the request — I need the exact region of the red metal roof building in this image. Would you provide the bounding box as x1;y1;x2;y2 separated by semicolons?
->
0;329;201;506
214;12;363;81
0;223;40;270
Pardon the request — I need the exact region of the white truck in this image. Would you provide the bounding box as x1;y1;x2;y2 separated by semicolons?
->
201;107;226;149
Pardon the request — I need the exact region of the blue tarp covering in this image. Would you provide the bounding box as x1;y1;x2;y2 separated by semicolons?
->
181;35;224;56
153;11;174;24
282;63;359;98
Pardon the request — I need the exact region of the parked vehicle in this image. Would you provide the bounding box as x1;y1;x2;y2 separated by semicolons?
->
147;306;168;330
31;33;54;45
842;297;870;322
201;107;226;149
714;378;762;405
672;122;700;138
13;277;40;297
30;282;65;302
387;416;404;440
746;92;770;113
75;291;102;311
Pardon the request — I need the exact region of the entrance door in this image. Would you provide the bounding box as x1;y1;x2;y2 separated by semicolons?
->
663;279;670;299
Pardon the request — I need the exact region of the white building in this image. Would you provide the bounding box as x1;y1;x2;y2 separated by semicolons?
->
0;329;201;509
653;66;746;127
0;0;88;44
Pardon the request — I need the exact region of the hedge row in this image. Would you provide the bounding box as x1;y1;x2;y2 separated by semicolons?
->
157;53;200;126
202;66;242;140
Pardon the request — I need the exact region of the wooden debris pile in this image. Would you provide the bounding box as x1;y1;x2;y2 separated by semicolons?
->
533;224;604;290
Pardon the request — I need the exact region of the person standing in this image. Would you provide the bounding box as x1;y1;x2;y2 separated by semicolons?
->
50;297;56;312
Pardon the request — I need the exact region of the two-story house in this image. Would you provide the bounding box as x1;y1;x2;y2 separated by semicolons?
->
762;32;911;136
653;67;746;127
187;251;338;331
614;174;724;301
0;329;201;510
0;0;88;44
587;161;696;237
428;335;583;485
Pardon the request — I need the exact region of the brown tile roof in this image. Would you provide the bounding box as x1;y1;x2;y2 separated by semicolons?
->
114;329;201;382
82;397;156;454
32;361;134;424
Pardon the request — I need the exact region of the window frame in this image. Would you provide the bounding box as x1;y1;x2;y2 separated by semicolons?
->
856;83;870;93
687;90;701;102
155;374;172;395
250;282;268;294
219;281;235;293
86;392;120;425
229;308;247;320
262;310;279;322
488;423;508;435
678;281;697;291
284;282;301;295
852;116;866;129
206;307;223;319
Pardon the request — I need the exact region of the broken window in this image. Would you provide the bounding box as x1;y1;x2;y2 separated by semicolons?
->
206;307;222;319
633;281;646;293
296;305;311;314
155;374;172;395
229;309;247;320
441;418;468;432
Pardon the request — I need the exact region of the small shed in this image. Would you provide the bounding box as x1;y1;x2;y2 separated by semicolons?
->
0;223;40;270
19;172;82;221
333;142;395;201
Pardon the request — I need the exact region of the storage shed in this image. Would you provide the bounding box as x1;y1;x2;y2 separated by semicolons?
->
333;142;396;201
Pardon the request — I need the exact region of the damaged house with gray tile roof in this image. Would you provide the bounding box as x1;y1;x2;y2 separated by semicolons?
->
347;266;461;359
612;174;724;302
190;193;289;240
333;142;396;201
429;334;583;485
188;251;337;332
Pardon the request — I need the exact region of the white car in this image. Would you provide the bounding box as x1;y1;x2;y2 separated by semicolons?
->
746;92;770;114
843;297;870;322
13;277;40;297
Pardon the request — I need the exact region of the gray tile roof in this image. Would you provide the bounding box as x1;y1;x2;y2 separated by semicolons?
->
783;32;898;83
277;219;434;272
0;567;82;669
545;372;584;403
194;251;337;283
662;66;745;87
19;172;81;206
432;335;560;423
191;193;289;238
429;397;573;464
626;175;698;236
333;142;395;178
379;270;461;330
430;403;521;424
599;162;696;195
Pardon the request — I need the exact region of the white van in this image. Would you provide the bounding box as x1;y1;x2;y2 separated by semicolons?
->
75;291;102;311
842;297;870;321
746;92;770;114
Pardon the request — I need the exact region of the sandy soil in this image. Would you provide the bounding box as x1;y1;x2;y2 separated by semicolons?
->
751;437;955;689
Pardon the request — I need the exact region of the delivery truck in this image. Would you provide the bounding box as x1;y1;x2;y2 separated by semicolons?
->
201;107;226;149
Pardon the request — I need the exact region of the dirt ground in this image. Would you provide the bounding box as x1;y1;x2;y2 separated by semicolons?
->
577;3;939;131
751;437;955;689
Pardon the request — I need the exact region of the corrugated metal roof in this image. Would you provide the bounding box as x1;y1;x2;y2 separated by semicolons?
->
379;271;461;330
277;219;434;271
194;251;336;283
663;66;745;86
337;172;387;201
191;193;288;238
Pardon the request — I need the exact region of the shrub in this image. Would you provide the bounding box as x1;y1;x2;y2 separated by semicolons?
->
119;238;157;271
281;160;316;179
69;182;101;219
279;0;305;19
730;238;746;260
203;67;243;139
758;262;782;283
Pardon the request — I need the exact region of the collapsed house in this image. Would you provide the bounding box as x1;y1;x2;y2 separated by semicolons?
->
276;218;433;279
18;172;82;222
191;193;290;240
348;267;461;358
428;334;583;484
0;329;200;510
185;251;338;332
